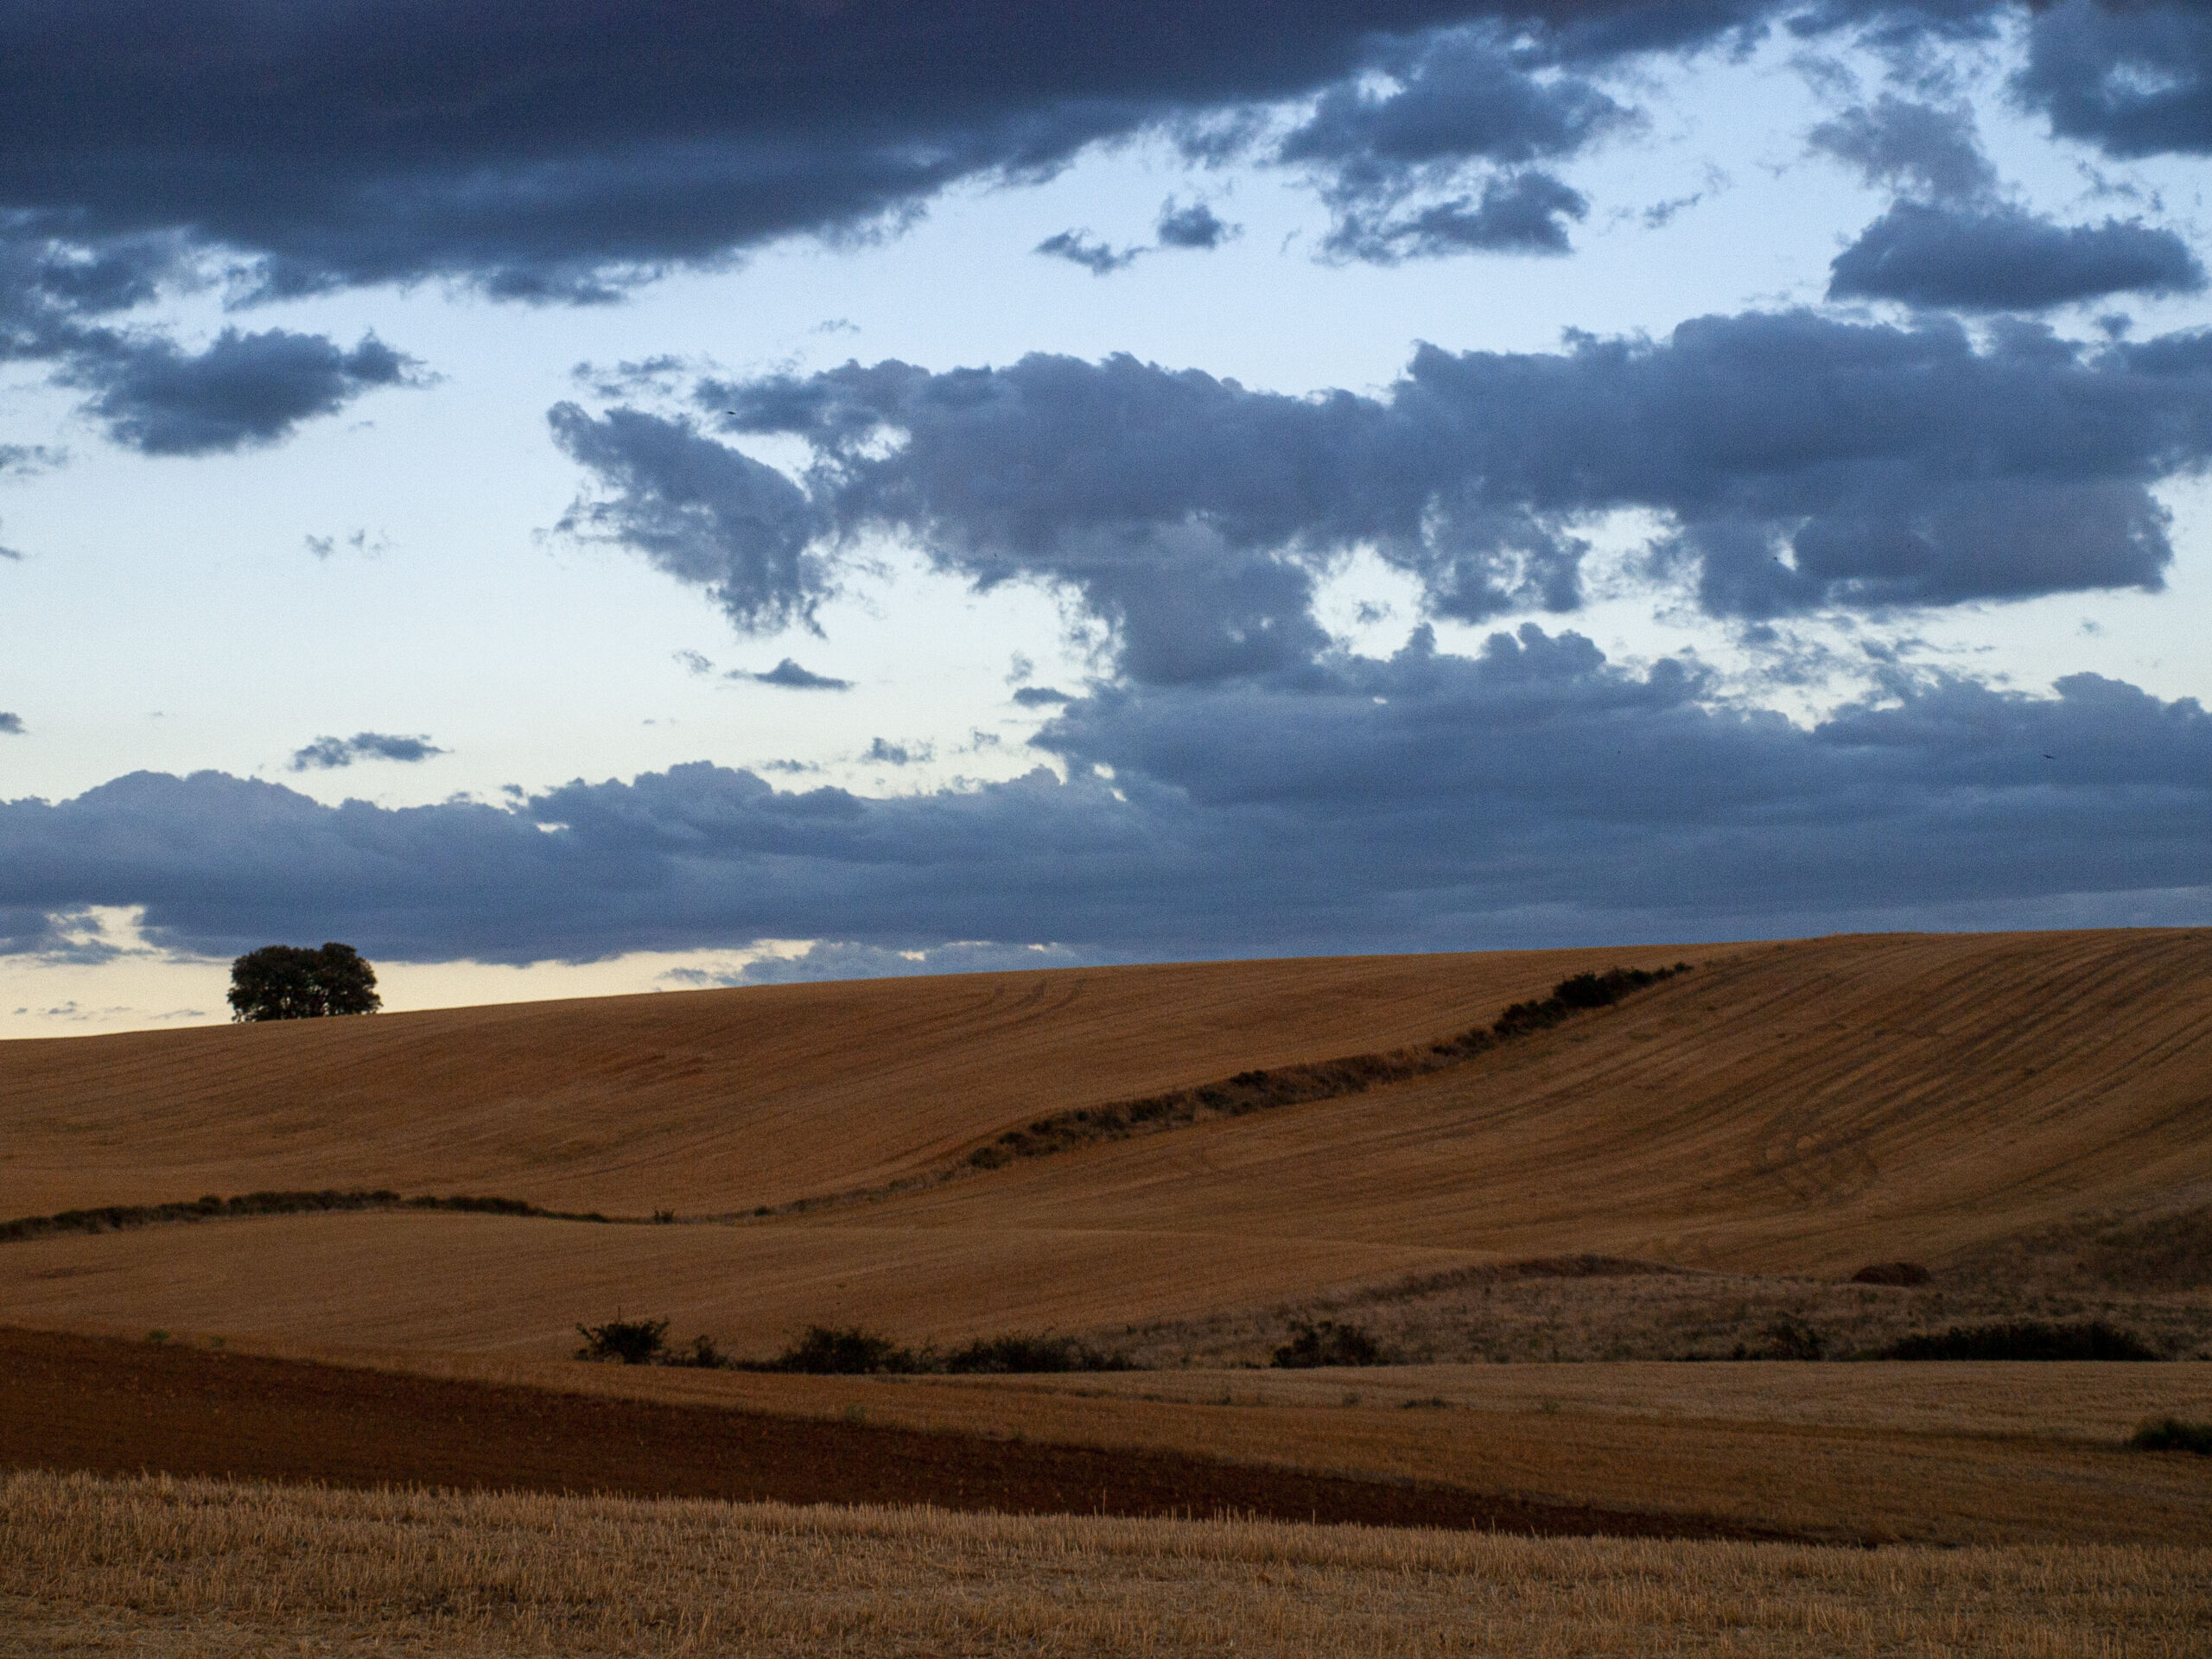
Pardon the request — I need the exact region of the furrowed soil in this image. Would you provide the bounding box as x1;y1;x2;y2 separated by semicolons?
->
0;1327;1771;1538
182;1341;2212;1548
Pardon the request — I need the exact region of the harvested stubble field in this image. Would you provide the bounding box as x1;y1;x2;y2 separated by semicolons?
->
235;1345;2212;1549
3;931;2208;1367
7;1470;2209;1659
0;948;1600;1217
3;928;2212;1648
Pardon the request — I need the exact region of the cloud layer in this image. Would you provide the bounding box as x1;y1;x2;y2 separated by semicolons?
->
540;312;2212;683
1829;203;2206;312
2018;1;2212;160
0;2;1707;303
0;234;423;454
288;733;449;772
12;1;2123;315
5;3;2202;462
3;633;2203;964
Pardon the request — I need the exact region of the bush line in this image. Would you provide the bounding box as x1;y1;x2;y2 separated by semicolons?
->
0;1188;613;1247
2130;1417;2212;1454
1875;1318;2162;1362
962;964;1691;1172
577;1319;1135;1375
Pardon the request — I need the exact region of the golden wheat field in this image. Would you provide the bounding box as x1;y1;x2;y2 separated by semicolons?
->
0;946;1615;1216
3;931;2207;1361
4;928;2211;1640
8;1471;2209;1659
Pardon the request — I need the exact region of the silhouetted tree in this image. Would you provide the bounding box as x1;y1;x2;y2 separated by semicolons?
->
227;942;382;1021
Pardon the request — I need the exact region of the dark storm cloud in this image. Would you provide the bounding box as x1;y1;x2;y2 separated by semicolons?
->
0;1;1788;302
1804;86;2208;316
288;733;449;772
65;329;421;456
0;232;419;454
1013;686;1076;706
1037;202;1238;274
547;403;830;633
0;713;23;735
0;232;181;353
1329;170;1592;258
647;311;2209;676
862;737;929;765
1155;200;1236;250
1280;26;1624;259
1033;231;1142;276
2;635;2202;963
1830;201;2207;310
1807;95;1996;202
3;0;2031;310
0;904;56;954
738;658;852;690
2017;0;2212;159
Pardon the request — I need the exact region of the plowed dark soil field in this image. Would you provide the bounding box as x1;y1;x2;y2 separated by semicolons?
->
0;1327;1781;1539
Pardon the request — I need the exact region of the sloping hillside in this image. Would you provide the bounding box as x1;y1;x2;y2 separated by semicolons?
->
0;931;2205;1359
865;928;2212;1276
0;947;1666;1216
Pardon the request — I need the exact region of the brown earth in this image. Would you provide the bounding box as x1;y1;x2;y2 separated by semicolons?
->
3;931;2209;1551
154;1344;2212;1549
1;931;2204;1361
0;947;1647;1217
0;1326;1778;1540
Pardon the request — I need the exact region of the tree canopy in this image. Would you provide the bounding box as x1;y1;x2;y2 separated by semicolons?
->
227;942;382;1021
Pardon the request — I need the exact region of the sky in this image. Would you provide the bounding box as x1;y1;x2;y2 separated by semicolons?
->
3;0;2209;1035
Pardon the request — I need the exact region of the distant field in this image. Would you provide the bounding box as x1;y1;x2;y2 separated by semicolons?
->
10;1471;2208;1658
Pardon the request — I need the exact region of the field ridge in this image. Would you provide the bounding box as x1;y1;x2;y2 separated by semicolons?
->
0;1189;621;1248
741;962;1692;1220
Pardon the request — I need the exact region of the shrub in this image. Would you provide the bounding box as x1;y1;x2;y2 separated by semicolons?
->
1761;1314;1827;1360
1851;1262;1932;1287
666;1334;728;1369
1878;1319;2160;1362
2129;1417;2212;1454
1493;964;1684;1038
575;1317;669;1364
1271;1320;1383;1370
1551;972;1619;1009
940;1334;1134;1374
765;1325;921;1375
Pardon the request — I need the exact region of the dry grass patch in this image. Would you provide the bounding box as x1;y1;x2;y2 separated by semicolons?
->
1103;1253;2212;1366
7;1470;2209;1658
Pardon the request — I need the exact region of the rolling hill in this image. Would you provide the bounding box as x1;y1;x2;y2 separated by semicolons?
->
0;946;1657;1217
1;930;2207;1360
